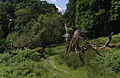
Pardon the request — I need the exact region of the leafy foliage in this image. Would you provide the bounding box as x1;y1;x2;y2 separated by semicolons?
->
6;14;64;48
92;48;120;73
74;0;120;37
0;0;64;48
0;49;50;78
0;1;15;38
64;0;76;30
0;0;120;78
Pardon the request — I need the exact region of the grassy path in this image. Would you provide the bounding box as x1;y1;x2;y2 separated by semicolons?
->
42;50;75;78
44;45;88;78
48;57;75;78
43;58;61;75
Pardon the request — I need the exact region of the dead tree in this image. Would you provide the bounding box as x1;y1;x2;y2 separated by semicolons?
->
64;28;104;65
62;24;71;54
66;29;88;55
64;30;120;65
68;29;80;54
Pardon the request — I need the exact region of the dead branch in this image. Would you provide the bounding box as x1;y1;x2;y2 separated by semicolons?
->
100;32;113;50
90;43;104;57
109;43;120;48
77;42;105;65
64;28;105;65
37;47;45;58
21;41;32;48
0;44;12;54
0;39;17;54
20;35;34;49
0;44;7;50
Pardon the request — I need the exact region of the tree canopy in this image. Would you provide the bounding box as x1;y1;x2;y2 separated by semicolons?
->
65;0;120;38
0;0;64;48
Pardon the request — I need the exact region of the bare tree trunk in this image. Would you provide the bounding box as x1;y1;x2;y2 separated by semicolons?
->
68;29;80;54
64;24;71;54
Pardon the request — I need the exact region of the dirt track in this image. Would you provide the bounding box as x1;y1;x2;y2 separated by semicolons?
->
42;51;74;78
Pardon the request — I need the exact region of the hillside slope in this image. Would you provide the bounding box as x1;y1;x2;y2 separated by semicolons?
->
0;34;120;78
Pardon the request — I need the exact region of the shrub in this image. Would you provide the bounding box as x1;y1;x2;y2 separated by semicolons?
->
0;60;48;78
93;49;120;73
0;49;49;78
6;14;64;49
87;48;120;78
0;53;12;63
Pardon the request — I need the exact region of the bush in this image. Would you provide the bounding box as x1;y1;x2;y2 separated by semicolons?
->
6;14;64;49
0;49;49;78
0;53;13;63
93;49;120;73
0;60;48;78
87;48;120;78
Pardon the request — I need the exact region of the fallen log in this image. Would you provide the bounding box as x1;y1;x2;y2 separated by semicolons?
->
108;43;120;48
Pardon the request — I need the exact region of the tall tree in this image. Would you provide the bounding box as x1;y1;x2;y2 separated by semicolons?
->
64;0;76;30
5;0;64;48
15;0;58;32
75;0;120;38
0;1;15;38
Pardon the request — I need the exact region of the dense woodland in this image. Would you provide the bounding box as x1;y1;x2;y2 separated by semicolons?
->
65;0;120;37
0;0;120;78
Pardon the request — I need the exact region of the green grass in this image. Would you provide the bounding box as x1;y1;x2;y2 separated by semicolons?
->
53;55;88;78
91;33;120;44
0;34;120;78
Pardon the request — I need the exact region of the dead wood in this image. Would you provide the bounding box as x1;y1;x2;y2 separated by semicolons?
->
63;28;106;65
0;45;12;54
77;42;105;65
0;39;17;54
67;29;88;54
37;47;45;58
99;32;113;50
109;43;120;48
68;29;80;54
63;24;71;54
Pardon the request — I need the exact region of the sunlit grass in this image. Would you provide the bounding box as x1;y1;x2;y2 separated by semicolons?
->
0;34;120;78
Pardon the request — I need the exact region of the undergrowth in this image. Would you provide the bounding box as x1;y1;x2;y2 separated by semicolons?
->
0;34;120;78
0;50;50;78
